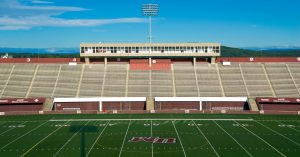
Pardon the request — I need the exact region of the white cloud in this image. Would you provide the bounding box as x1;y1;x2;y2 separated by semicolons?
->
0;16;145;28
31;0;53;4
0;0;145;30
0;26;31;30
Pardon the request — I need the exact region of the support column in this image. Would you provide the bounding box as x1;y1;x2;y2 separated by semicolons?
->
193;57;196;67
149;58;152;67
199;101;202;111
146;97;155;111
211;57;216;64
85;57;90;64
104;57;107;68
99;101;102;112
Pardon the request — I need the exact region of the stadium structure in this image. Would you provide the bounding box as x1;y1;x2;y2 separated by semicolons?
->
0;41;300;115
1;3;300;157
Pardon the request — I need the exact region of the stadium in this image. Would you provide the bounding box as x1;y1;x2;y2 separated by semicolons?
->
1;1;300;157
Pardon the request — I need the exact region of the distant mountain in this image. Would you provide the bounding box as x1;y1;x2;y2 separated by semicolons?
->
222;46;300;57
0;47;78;54
242;46;300;51
0;46;299;58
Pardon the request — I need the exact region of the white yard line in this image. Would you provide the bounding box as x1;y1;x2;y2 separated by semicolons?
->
53;121;90;157
0;121;47;150
254;120;300;147
276;120;300;133
0;122;27;136
20;121;70;157
151;120;153;157
118;120;131;157
192;120;220;157
86;121;110;157
49;118;254;122
234;120;286;157
172;121;187;157
256;120;300;122
213;121;253;157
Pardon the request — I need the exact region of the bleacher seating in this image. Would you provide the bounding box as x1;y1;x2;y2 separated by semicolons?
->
52;65;82;97
127;70;150;97
0;62;299;99
29;64;60;98
265;63;299;97
284;63;300;95
218;63;248;97
79;64;104;97
103;64;127;97
196;64;223;97
1;64;36;98
173;63;198;97
151;70;173;97
0;64;14;97
241;63;273;97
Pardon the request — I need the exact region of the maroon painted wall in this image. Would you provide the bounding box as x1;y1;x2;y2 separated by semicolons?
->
156;101;248;111
0;58;80;64
54;102;99;111
102;101;146;111
0;104;42;112
217;57;300;63
258;104;300;111
156;101;200;110
202;101;248;110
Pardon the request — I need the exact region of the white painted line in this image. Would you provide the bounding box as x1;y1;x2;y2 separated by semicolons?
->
193;120;220;157
151;120;153;157
276;121;300;133
49;118;254;122
213;121;253;157
53;121;90;157
255;120;300;147
20;121;70;157
0;122;27;136
234;120;286;157
172;121;187;157
86;121;110;157
0;121;47;150
118;120;131;157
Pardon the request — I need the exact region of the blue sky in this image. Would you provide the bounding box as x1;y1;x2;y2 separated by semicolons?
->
0;0;299;48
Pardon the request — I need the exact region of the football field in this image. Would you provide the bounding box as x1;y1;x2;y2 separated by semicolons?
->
0;114;299;157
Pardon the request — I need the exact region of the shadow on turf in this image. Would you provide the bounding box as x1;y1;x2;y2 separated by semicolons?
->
70;125;98;157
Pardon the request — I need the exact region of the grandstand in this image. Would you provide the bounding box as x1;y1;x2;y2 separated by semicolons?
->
1;60;300;99
0;43;300;115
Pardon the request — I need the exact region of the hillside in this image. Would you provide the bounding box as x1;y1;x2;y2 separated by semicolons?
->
221;46;300;57
0;46;299;58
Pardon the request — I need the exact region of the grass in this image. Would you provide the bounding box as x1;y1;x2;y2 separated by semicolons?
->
0;114;299;157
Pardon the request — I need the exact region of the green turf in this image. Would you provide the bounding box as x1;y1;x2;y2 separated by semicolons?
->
0;114;299;157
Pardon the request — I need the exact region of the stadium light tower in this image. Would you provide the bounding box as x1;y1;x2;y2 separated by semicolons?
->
142;4;159;44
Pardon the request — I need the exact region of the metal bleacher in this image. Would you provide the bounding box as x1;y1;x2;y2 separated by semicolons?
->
79;64;104;97
1;64;36;98
127;70;150;97
0;64;14;97
102;64;127;97
29;64;60;98
196;63;223;97
52;65;82;98
151;70;174;97
0;62;299;99
265;63;300;97
173;63;198;97
218;63;248;97
240;63;274;97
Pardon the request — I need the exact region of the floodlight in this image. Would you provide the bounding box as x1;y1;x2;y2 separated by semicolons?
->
142;4;159;44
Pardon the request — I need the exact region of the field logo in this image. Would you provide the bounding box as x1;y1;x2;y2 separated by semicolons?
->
129;137;176;144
